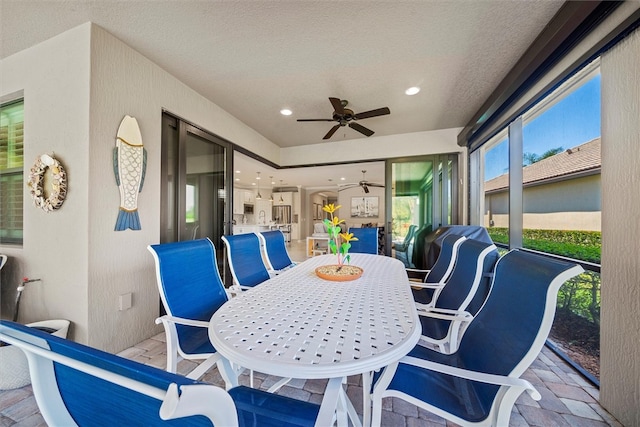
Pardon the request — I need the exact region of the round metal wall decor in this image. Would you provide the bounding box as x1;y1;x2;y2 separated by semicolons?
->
27;154;67;212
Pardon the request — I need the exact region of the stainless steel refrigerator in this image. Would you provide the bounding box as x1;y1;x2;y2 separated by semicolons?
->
272;205;292;224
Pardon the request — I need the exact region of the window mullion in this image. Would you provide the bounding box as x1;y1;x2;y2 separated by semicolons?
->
508;117;523;249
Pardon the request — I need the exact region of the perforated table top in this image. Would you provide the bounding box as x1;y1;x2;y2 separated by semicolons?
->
209;254;420;379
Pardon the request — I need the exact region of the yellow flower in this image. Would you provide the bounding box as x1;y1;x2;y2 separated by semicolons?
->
322;203;341;214
340;232;358;242
331;216;344;226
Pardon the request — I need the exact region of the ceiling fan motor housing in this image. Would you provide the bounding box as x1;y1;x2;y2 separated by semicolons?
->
333;108;354;125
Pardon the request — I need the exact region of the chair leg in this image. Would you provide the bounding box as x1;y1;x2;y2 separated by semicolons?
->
186;355;218;380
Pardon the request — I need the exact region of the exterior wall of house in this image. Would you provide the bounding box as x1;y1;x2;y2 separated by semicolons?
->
484;174;601;231
87;24;282;352
600;25;640;427
0;24;92;342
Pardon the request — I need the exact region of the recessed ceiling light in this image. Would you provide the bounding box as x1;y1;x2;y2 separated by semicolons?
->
235;178;240;181
340;177;346;181
280;109;292;116
235;170;241;173
405;87;420;96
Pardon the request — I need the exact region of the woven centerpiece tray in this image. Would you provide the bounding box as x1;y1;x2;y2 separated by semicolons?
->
315;265;364;282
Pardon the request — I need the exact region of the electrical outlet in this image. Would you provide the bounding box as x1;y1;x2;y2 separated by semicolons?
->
118;293;132;311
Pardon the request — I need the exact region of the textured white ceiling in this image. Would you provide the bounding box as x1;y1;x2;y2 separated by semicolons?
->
1;0;564;150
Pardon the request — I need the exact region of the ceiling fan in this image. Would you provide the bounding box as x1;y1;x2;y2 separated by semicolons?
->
338;170;384;193
297;97;390;140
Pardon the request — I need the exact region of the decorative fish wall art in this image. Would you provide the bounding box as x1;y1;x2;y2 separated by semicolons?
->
113;115;147;231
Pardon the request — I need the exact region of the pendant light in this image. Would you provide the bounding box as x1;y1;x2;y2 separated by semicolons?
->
269;176;274;202
255;172;262;200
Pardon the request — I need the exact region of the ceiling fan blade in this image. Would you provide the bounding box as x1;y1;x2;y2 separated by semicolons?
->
354;107;390;120
338;184;359;192
297;118;335;122
323;124;340;140
349;122;374;137
366;183;385;188
329;97;344;115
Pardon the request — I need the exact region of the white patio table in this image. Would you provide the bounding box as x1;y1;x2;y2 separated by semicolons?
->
209;253;420;427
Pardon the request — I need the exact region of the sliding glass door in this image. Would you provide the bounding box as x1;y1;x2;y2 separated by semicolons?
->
161;113;233;256
385;154;458;267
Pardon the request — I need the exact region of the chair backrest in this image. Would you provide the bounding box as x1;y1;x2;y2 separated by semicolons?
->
348;227;379;254
396;225;418;252
258;230;295;271
458;250;583;380
410;224;433;268
222;233;271;288
148;238;228;323
432;238;499;314
423;234;466;284
0;320;235;426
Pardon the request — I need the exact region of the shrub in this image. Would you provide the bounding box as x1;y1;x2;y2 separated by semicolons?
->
486;228;601;264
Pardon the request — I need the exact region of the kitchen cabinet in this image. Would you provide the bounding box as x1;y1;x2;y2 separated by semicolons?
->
272;192;293;206
233;189;256;214
233;189;243;214
244;190;255;204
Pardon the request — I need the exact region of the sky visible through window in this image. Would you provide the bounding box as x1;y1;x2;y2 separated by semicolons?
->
484;74;601;181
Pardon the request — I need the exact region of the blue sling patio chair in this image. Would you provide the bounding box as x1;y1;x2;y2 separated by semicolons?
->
148;238;233;383
348;227;379;254
415;238;499;355
258;230;297;274
370;250;584;427
410;234;467;305
222;233;273;293
0;320;328;427
394;224;418;266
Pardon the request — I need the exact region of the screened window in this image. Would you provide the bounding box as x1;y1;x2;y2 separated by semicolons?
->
473;62;601;383
482;130;509;246
0;99;24;244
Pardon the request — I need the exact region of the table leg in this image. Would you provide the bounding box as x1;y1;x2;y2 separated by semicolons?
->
216;357;238;390
316;377;342;427
362;371;372;427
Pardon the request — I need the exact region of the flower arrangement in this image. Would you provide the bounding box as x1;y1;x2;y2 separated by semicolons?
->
322;203;358;266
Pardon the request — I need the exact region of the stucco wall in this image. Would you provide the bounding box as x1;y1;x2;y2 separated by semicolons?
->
86;24;282;352
484;174;601;231
0;24;91;342
600;26;640;427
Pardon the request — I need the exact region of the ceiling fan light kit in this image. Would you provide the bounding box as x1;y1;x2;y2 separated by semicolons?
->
297;97;390;140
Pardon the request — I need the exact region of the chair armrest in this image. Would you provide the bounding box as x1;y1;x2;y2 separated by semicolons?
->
400;356;541;400
415;302;435;311
406;268;430;282
160;383;238;426
417;309;473;322
411;282;445;290
155;315;209;329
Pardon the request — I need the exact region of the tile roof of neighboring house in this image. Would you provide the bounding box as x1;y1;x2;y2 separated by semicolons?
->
484;137;601;193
